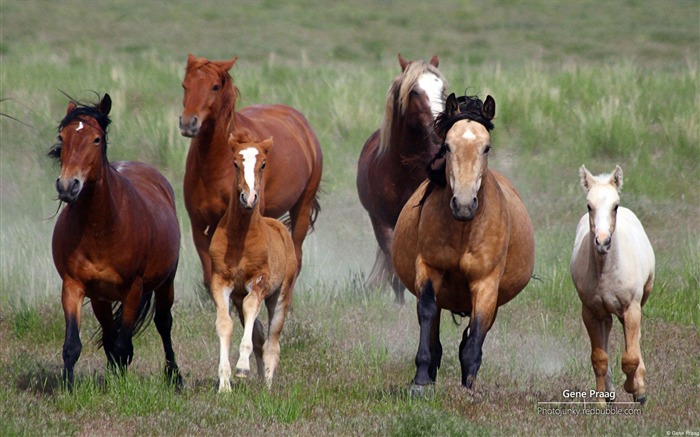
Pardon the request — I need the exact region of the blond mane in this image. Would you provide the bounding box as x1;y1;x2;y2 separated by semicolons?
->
377;61;447;157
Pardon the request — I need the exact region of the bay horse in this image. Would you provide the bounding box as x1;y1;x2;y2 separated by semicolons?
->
570;165;655;404
179;54;322;290
357;53;447;304
49;94;181;388
392;93;535;392
209;131;297;391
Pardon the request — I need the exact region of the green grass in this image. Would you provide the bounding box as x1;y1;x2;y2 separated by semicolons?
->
1;0;699;435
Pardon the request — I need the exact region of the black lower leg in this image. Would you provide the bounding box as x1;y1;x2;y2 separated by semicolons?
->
413;282;438;386
459;316;487;388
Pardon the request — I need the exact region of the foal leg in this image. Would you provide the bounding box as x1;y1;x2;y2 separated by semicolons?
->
263;285;293;388
232;300;265;379
153;272;182;387
61;278;85;390
582;305;614;405
621;301;646;404
211;275;234;392
235;276;266;379
459;280;498;389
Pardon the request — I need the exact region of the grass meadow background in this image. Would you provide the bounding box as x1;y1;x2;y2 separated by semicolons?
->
1;1;698;435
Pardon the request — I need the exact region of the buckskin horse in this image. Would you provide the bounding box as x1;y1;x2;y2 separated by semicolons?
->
392;93;535;392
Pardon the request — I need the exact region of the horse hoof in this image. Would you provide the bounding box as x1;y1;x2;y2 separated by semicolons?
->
408;383;434;399
633;394;647;405
234;368;250;379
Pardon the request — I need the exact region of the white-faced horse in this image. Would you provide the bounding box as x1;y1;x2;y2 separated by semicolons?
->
570;165;655;404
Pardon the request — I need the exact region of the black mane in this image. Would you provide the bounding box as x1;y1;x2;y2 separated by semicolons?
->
419;94;495;206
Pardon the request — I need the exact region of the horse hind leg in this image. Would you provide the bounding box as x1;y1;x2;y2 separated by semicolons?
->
369;218;405;304
287;192;320;275
153;272;182;387
621;301;647;404
262;283;293;388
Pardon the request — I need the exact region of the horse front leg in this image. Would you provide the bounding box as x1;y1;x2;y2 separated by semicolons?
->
582;304;614;405
90;298;117;368
621;301;647;404
61;277;85;390
211;275;234;392
235;275;266;379
410;262;444;394
459;279;498;389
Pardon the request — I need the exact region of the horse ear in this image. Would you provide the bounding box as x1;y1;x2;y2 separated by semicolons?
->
611;165;623;190
98;94;112;116
66;101;77;115
261;137;273;154
220;56;238;72
187;53;197;67
398;53;409;72
482;95;495;120
445;93;459;117
579;165;594;192
429;54;439;68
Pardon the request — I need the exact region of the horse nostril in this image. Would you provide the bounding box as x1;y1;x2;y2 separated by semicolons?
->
473;197;477;203
450;196;458;210
191;116;198;128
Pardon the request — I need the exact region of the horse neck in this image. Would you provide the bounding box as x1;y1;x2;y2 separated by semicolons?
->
191;98;236;164
69;163;123;229
221;193;265;245
391;114;435;157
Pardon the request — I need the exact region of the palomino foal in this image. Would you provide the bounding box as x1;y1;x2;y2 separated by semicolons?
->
570;165;655;404
209;131;297;391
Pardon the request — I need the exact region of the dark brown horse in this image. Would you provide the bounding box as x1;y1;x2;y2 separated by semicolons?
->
356;54;447;304
50;94;181;388
179;54;322;290
392;93;535;392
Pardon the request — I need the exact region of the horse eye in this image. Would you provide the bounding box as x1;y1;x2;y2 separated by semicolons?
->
614;204;619;212
212;84;220;91
233;161;239;169
261;162;266;169
484;145;492;154
93;137;101;145
57;135;63;143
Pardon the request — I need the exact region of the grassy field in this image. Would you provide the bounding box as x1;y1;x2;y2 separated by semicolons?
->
1;1;699;435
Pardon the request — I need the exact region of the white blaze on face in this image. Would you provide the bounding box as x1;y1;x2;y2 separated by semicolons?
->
417;72;445;118
239;147;259;193
76;121;84;132
462;127;477;141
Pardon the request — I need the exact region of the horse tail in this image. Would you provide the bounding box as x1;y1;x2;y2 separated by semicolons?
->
366;247;391;289
92;290;156;348
308;196;321;233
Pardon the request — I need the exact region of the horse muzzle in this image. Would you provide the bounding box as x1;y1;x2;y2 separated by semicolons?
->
239;192;259;210
179;115;200;138
56;178;83;204
450;196;477;222
595;235;612;254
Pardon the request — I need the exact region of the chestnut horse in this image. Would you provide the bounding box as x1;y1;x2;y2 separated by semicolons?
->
357;53;447;304
50;94;181;388
571;165;655;404
209;131;297;391
179;54;322;290
392;93;535;392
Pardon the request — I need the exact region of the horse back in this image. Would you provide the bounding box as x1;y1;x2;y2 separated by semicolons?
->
237;104;322;218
